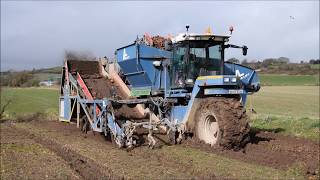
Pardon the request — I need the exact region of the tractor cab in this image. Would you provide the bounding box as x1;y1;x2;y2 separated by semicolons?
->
170;34;230;88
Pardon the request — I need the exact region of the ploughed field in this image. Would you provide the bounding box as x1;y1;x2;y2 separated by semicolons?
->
1;120;319;179
1;86;319;179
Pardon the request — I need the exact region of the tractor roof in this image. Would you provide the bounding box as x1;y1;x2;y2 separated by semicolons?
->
171;33;230;43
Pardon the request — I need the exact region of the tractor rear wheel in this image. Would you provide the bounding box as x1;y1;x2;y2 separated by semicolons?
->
193;97;250;150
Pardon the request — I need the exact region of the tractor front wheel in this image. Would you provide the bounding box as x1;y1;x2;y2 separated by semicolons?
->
193;97;250;150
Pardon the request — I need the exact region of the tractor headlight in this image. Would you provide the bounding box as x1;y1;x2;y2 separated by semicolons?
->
231;77;237;83
186;79;194;84
223;77;230;83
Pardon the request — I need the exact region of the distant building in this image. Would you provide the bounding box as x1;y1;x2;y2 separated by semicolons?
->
39;80;53;86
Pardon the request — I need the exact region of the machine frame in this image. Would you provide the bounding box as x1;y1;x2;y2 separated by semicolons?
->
59;32;260;148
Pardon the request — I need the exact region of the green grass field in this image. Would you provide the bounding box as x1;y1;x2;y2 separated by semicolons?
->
247;86;319;140
260;74;319;86
1;84;319;140
0;88;59;119
310;64;320;70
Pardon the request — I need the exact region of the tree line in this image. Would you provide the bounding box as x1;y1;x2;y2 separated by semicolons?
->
227;57;320;65
226;57;319;75
0;70;40;87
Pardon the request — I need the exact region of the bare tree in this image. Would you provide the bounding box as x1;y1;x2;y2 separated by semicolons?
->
0;99;12;120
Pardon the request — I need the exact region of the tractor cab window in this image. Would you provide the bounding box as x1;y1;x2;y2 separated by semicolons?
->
209;45;221;61
205;45;222;73
171;46;187;88
171;40;223;88
190;48;206;58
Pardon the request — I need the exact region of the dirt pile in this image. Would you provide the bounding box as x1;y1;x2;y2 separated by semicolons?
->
83;76;144;119
67;60;100;75
82;76;111;99
67;60;144;119
151;36;167;49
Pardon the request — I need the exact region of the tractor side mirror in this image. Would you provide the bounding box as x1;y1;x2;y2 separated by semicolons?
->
242;46;248;56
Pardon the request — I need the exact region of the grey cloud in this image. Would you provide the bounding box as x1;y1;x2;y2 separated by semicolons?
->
1;1;319;71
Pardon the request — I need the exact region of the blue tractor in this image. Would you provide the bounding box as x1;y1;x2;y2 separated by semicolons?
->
60;27;260;150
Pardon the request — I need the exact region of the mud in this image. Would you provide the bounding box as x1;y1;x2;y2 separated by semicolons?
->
0;124;81;180
183;128;320;178
6;123;120;180
6;120;319;179
10;121;219;179
33;134;120;180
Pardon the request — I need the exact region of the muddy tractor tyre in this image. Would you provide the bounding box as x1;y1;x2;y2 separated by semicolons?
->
194;97;250;150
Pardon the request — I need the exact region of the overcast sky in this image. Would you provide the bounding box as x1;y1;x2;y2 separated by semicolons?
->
1;1;319;71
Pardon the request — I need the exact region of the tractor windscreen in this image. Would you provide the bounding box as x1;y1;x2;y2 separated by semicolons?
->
171;40;223;88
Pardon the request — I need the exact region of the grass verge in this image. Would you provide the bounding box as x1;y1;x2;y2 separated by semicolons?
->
250;114;319;140
260;74;319;86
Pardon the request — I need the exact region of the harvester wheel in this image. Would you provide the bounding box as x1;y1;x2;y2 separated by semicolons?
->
80;116;90;134
169;130;179;145
103;126;119;146
193;97;250;150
